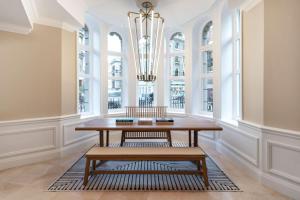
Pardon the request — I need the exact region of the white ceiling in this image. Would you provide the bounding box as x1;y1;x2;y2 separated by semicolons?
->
86;0;217;27
0;0;216;34
0;0;32;33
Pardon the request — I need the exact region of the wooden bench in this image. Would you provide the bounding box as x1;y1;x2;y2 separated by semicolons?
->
83;147;209;187
121;106;172;146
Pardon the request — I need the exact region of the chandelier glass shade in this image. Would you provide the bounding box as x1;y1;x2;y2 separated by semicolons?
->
128;1;164;82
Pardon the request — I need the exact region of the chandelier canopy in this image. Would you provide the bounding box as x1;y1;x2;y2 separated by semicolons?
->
128;1;165;82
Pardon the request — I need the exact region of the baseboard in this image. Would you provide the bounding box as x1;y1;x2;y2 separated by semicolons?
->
262;172;300;200
216;140;262;181
0;148;60;171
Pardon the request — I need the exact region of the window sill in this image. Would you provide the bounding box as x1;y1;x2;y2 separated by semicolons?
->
80;113;100;120
220;119;238;127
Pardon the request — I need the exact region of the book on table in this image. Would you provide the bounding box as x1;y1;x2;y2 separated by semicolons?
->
155;118;174;125
115;118;134;125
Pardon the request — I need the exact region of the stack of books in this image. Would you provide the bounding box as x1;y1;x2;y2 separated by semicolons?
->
115;118;134;125
155;118;174;125
137;118;153;125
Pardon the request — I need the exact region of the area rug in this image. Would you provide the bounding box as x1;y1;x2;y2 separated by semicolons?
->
48;142;240;192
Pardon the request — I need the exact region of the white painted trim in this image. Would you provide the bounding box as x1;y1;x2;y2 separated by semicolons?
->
0;114;80;127
63;122;98;146
35;17;78;32
241;0;263;12
0;22;32;34
266;140;300;184
220;137;259;166
262;126;300;139
218;119;300;199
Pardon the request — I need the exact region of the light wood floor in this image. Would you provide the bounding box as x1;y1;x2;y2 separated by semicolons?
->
0;132;290;200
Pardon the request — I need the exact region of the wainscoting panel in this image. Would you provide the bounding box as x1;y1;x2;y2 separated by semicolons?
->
63;122;98;146
218;120;300;199
199;131;216;140
0;127;56;159
266;141;300;184
219;123;259;166
0;114;98;171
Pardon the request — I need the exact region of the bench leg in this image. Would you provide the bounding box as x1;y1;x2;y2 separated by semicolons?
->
106;130;109;147
188;130;192;147
167;131;172;147
120;131;126;147
201;157;209;187
83;158;91;186
194;130;198;147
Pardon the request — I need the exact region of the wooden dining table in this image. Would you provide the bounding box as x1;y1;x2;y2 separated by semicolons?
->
75;117;222;147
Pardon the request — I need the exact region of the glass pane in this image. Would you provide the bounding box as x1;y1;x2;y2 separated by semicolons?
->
235;39;241;71
169;80;185;109
78;25;89;46
236;73;240;118
202;21;213;46
108;80;122;110
235;10;241;33
108;32;122;52
202;79;213;112
108;56;122;77
202;51;213;73
79;79;90;113
137;81;154;107
78;50;89;74
169;32;185;52
170;56;185;76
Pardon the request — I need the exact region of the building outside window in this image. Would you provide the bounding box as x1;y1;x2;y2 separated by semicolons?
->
137;81;155;107
200;21;214;113
78;25;92;113
168;32;185;111
108;32;123;111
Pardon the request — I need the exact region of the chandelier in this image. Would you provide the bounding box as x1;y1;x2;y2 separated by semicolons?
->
128;1;165;82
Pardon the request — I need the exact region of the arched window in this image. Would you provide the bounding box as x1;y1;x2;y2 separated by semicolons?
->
202;21;213;46
108;32;122;52
200;21;214;113
108;32;123;111
78;25;91;113
168;32;185;111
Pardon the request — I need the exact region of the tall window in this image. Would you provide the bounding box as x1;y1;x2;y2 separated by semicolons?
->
78;25;91;113
200;21;214;113
108;32;123;111
221;9;241;122
168;32;185;111
233;10;241;119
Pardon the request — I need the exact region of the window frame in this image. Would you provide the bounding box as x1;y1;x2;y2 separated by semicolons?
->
107;32;125;114
232;9;242;120
77;25;93;115
167;32;186;113
200;21;214;116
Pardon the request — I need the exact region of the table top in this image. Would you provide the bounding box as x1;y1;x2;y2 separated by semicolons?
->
75;117;223;132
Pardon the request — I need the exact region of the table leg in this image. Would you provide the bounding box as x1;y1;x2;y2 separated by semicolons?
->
193;130;198;147
106;130;109;147
188;130;192;147
99;130;104;147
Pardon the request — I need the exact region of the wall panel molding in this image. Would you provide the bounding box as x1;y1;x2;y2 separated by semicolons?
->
218;119;300;199
0;114;97;171
266;140;300;184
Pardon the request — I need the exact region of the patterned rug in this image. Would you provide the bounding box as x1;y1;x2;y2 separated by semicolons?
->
48;142;240;192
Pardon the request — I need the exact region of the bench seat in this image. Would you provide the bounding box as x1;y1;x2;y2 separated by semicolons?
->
83;147;209;187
